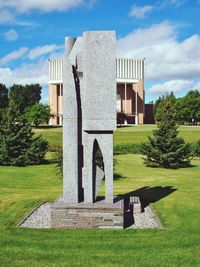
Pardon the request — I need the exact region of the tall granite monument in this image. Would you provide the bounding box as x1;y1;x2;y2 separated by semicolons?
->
63;31;116;204
51;31;125;228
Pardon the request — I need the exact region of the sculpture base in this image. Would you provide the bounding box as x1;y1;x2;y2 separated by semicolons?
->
50;197;124;229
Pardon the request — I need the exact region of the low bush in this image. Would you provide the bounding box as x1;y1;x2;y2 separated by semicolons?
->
190;140;200;157
114;143;142;155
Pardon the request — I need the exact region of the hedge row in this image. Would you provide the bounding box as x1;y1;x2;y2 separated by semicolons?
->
48;140;200;157
114;141;200;157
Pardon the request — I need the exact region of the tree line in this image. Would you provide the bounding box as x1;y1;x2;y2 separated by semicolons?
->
0;83;49;166
154;90;200;125
0;83;51;127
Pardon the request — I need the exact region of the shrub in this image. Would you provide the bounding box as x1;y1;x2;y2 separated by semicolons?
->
114;143;142;155
190;140;200;157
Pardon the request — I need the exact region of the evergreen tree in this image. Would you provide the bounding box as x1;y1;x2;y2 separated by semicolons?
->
141;95;191;169
0;101;48;166
0;83;8;109
154;92;176;116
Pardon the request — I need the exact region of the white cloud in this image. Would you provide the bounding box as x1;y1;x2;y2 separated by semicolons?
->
0;0;89;12
0;9;14;24
129;1;185;19
117;21;200;81
0;43;64;87
0;44;63;66
193;81;200;91
129;5;153;19
0;47;28;65
4;29;18;41
0;61;48;87
28;45;63;60
0;9;35;26
160;0;185;8
149;80;194;94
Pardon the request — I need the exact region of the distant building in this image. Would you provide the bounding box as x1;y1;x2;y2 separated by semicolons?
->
48;58;145;125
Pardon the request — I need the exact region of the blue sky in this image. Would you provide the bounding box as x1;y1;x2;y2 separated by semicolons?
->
0;0;200;103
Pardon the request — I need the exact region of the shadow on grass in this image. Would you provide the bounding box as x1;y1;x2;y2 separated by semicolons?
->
114;186;177;228
114;186;177;209
33;125;62;129
114;172;125;180
117;125;133;129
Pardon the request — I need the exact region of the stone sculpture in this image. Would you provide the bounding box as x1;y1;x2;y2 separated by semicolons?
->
63;31;116;204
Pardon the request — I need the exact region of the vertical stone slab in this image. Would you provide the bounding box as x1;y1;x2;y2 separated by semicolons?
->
100;134;114;204
63;37;79;204
81;31;116;204
62;31;116;205
82;132;94;203
82;31;116;131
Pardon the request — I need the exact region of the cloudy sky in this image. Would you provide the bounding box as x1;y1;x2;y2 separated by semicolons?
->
0;0;200;103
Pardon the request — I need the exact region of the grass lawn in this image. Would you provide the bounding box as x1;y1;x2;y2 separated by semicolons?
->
34;125;200;147
0;154;199;266
0;125;199;266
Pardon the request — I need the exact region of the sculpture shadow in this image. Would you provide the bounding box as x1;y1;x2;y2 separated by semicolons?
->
114;172;125;180
114;186;177;228
73;65;83;202
34;125;62;129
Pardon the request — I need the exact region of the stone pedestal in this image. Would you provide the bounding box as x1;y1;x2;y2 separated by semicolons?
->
51;197;124;229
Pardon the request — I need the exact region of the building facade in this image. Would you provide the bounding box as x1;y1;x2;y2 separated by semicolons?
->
49;58;145;125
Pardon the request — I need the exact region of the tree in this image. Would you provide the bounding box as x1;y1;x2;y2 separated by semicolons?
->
141;95;191;169
9;84;41;113
175;90;200;125
0;83;8;109
154;92;176;116
0;101;48;166
25;103;51;127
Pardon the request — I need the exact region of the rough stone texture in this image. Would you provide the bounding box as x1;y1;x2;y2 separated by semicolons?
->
82;31;116;131
130;196;142;214
62;31;116;205
63;37;79;204
20;203;51;228
83;132;113;204
19;202;161;229
129;206;161;229
50;198;123;229
95;166;105;200
133;203;142;214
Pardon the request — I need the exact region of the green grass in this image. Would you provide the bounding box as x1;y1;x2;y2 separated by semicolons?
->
0;125;199;266
34;125;200;147
114;125;200;145
0;164;62;227
33;126;63;148
0;155;199;266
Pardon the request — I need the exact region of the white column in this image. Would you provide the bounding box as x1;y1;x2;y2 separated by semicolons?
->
135;83;138;126
125;83;127;113
59;83;62;125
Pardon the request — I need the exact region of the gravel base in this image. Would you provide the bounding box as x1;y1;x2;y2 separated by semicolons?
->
20;203;51;228
128;206;161;229
19;203;161;229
